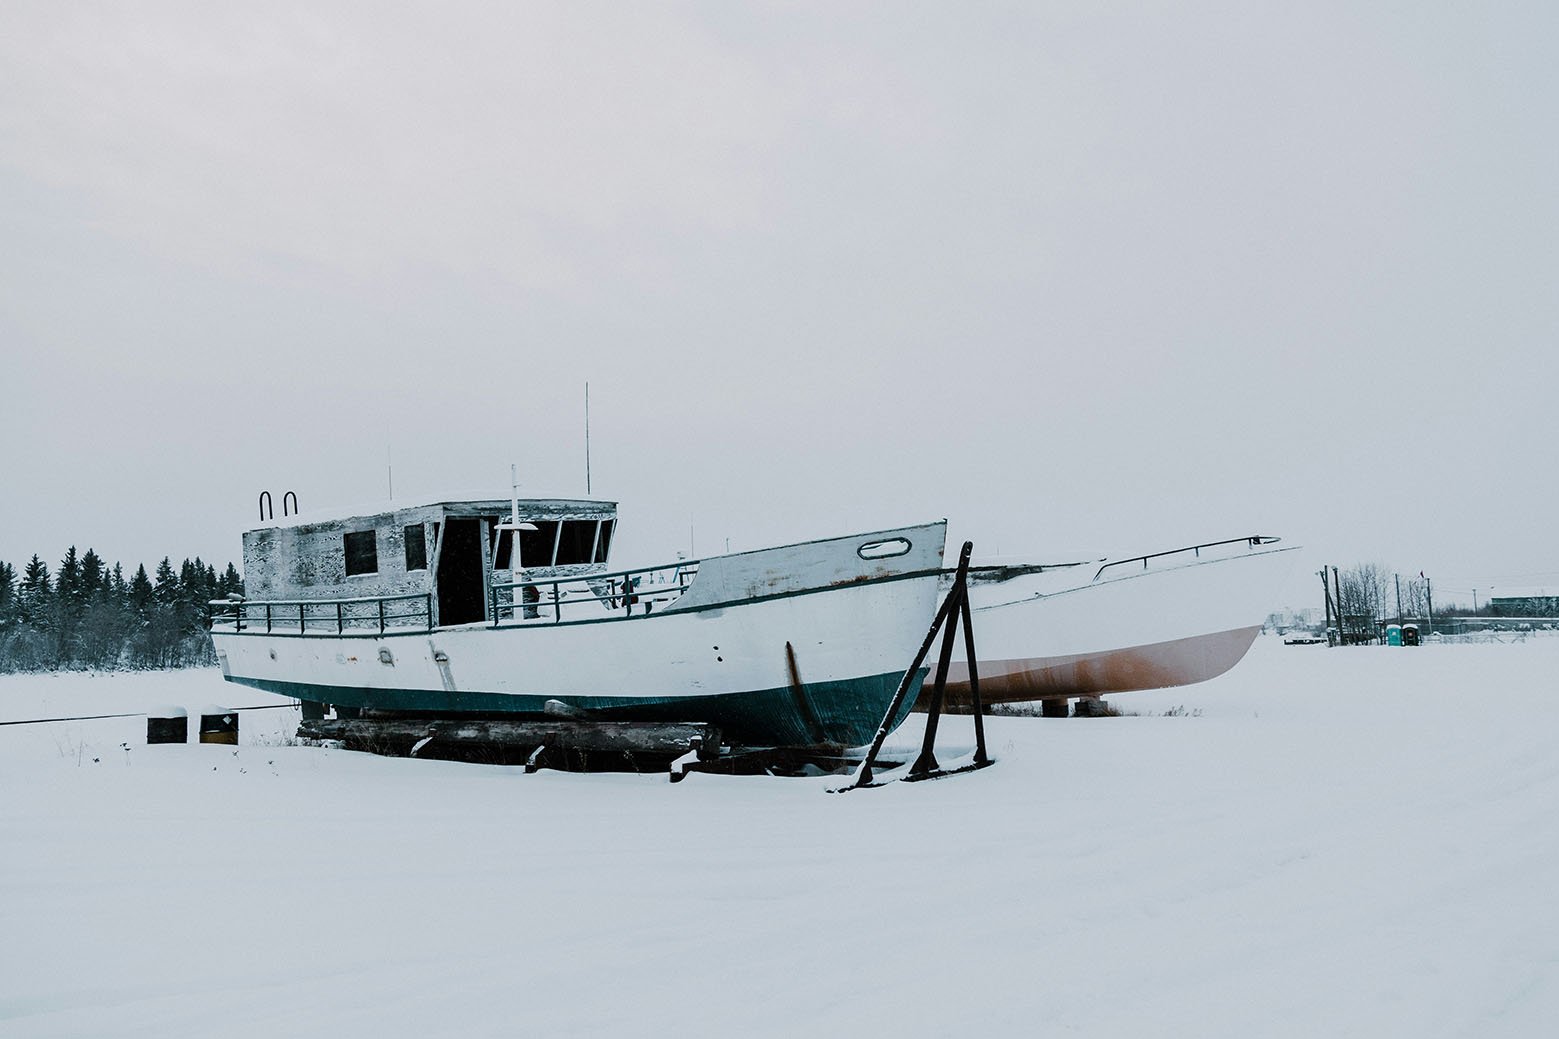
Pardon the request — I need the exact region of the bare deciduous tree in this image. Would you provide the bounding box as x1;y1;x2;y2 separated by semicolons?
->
1399;575;1429;618
1337;563;1391;643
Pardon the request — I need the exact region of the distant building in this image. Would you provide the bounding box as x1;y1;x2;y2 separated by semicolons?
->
1267;607;1324;632
1489;595;1559;616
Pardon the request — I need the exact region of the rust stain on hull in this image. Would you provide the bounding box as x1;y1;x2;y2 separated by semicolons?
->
917;625;1262;709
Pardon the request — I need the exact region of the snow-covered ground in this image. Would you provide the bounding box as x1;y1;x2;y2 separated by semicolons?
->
3;636;1556;1037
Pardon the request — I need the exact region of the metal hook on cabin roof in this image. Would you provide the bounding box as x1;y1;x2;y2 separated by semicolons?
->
258;490;299;520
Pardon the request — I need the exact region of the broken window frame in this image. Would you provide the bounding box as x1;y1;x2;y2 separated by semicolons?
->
404;524;427;571
344;530;378;577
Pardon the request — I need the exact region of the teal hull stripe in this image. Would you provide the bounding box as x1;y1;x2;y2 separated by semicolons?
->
225;668;928;748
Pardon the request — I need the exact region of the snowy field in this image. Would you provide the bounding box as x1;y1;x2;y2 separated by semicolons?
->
3;636;1557;1038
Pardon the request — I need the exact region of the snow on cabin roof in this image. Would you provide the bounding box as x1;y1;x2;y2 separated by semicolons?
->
248;494;617;532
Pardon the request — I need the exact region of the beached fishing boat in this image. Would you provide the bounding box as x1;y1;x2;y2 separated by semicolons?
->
209;496;946;747
928;535;1297;709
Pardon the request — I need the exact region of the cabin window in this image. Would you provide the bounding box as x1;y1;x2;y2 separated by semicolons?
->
404;524;427;571
344;530;378;576
519;520;559;568
595;519;614;563
556;520;597;565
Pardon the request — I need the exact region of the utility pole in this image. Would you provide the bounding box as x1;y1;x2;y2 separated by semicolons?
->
1320;568;1335;643
1333;566;1345;644
1426;577;1434;636
1395;573;1403;623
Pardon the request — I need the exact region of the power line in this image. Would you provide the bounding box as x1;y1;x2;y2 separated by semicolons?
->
0;703;297;727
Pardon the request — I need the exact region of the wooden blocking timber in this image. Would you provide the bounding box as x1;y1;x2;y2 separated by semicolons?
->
296;717;721;772
146;707;188;745
199;708;239;745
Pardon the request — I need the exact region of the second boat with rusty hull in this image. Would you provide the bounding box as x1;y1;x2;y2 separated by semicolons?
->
923;535;1299;709
210;500;947;748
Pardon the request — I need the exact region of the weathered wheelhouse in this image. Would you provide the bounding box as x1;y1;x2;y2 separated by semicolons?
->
239;498;617;629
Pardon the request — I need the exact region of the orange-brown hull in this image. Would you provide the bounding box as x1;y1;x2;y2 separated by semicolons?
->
923;624;1262;708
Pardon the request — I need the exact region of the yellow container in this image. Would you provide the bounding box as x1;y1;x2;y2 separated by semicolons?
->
199;711;238;745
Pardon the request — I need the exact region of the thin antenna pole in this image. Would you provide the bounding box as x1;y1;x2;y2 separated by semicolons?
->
510;463;520;529
585;382;591;495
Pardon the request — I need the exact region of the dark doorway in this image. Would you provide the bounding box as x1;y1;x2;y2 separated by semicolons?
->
436;518;486;626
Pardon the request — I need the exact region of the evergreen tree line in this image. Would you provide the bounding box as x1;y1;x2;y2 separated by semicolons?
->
0;547;242;672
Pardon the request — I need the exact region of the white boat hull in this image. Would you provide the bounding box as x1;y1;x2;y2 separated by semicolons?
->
213;522;948;746
930;542;1297;705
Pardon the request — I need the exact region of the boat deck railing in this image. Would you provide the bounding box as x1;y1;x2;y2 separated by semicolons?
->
206;558;703;637
489;559;700;626
1093;535;1282;581
209;592;434;635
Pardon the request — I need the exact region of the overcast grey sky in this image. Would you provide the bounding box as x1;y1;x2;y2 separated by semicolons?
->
3;1;1556;607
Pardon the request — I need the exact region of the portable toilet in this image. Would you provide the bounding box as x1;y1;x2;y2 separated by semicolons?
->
1386;624;1403;646
1402;623;1420;646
